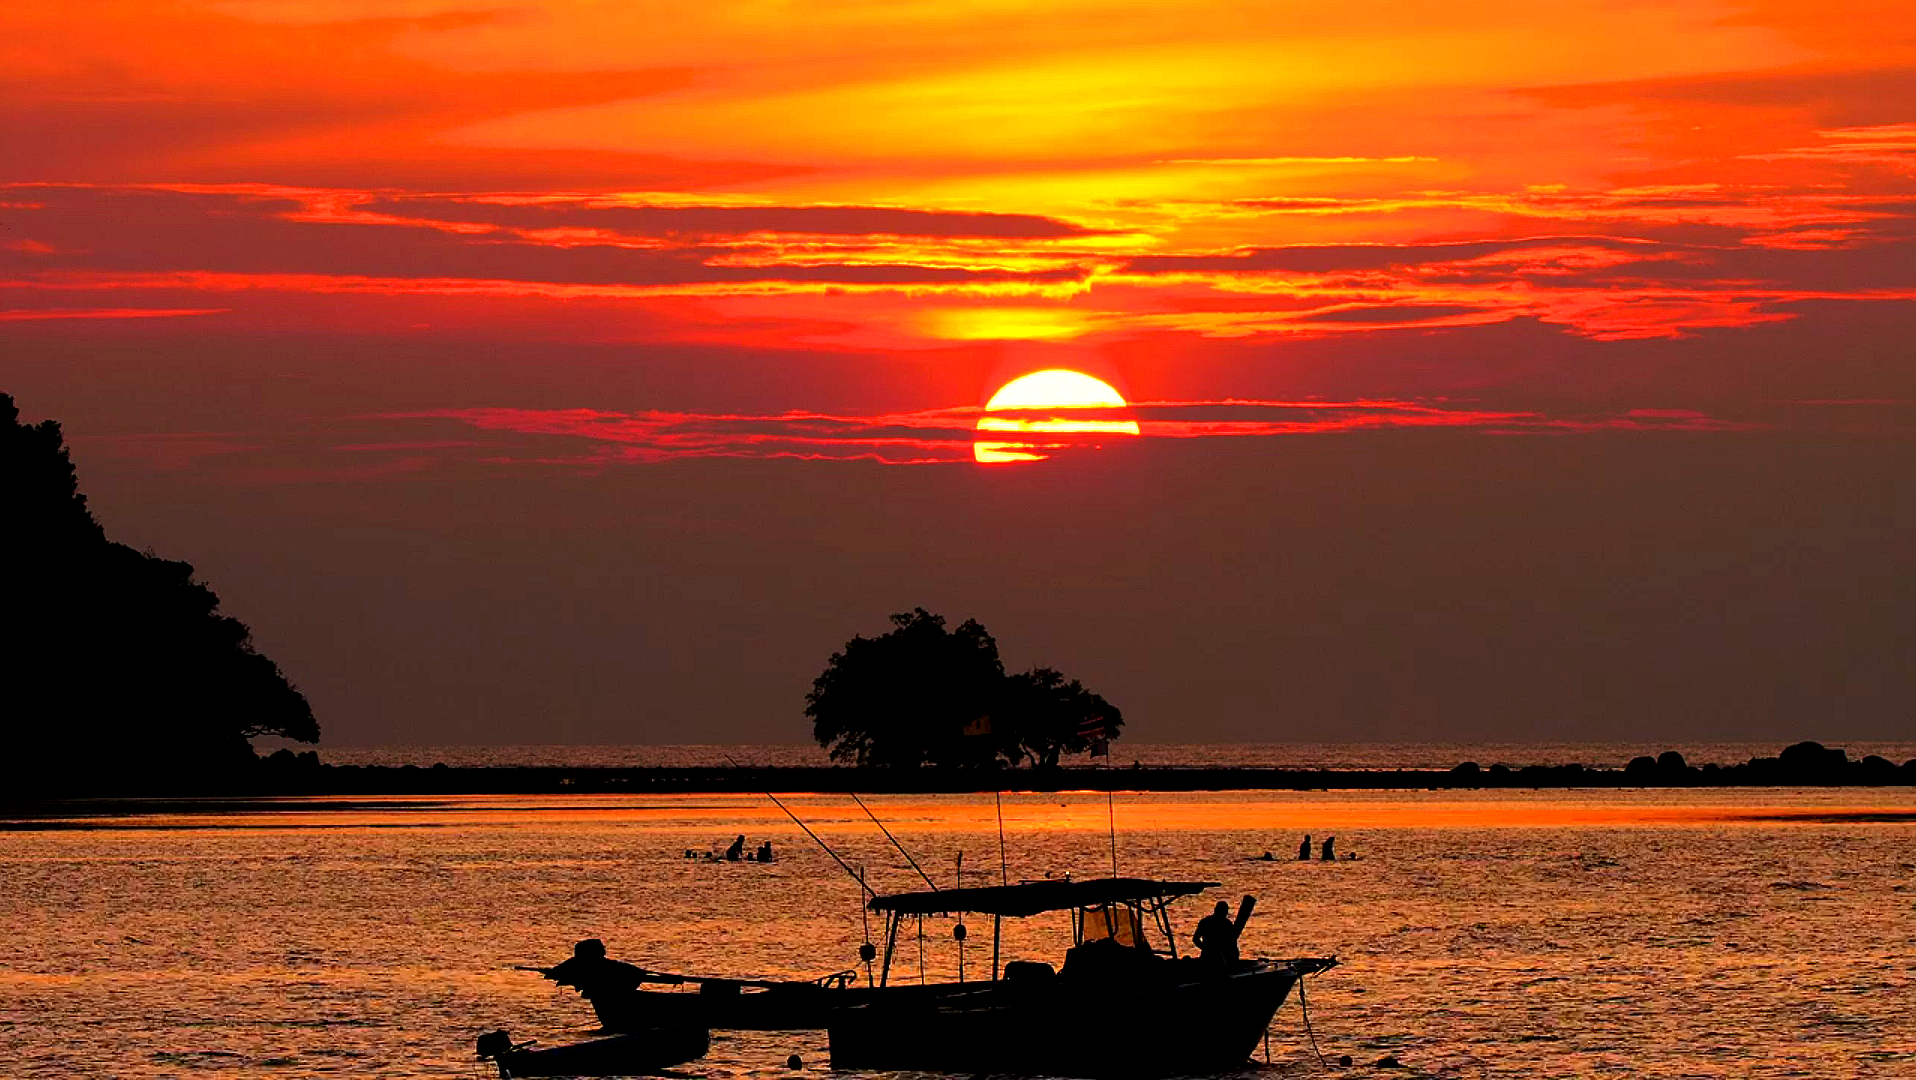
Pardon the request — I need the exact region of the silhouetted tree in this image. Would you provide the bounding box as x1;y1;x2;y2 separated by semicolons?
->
806;609;1005;767
3;393;317;788
805;609;1121;768
997;666;1123;768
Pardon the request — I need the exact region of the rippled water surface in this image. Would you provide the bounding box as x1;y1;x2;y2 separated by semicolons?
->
3;789;1912;1079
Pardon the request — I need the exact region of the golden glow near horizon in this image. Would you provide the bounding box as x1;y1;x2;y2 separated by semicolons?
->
975;369;1142;463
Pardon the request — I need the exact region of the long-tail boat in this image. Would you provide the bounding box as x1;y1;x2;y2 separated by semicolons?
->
581;966;869;1031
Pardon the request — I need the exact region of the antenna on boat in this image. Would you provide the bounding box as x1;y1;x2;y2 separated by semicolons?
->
1097;726;1119;878
725;754;876;899
994;790;1008;886
858;864;875;988
955;851;966;982
850;792;938;891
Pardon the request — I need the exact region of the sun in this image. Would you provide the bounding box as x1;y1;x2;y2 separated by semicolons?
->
974;369;1142;463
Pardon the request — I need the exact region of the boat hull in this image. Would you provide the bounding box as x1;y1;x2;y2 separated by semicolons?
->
486;1026;709;1078
592;979;972;1031
827;960;1307;1078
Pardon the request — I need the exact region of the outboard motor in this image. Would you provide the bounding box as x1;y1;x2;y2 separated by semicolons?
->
476;1030;530;1078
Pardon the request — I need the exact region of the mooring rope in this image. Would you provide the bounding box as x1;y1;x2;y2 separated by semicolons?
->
1297;973;1331;1067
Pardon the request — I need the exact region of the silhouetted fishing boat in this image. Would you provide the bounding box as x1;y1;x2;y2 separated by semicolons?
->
519;790;1335;1063
826;877;1337;1077
475;1025;708;1078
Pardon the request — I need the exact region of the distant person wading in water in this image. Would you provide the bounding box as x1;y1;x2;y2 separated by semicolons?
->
1298;835;1313;861
1320;836;1336;861
1192;901;1240;965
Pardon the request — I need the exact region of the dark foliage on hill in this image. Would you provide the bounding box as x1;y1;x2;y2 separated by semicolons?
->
2;393;316;789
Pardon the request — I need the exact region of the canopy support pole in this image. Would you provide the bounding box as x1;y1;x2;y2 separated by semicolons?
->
880;912;900;988
1156;901;1180;959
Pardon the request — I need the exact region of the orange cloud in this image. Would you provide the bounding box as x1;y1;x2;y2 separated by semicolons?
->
4;0;1913;446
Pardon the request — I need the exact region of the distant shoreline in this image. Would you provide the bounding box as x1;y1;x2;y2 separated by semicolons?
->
17;750;1914;803
282;738;1916;771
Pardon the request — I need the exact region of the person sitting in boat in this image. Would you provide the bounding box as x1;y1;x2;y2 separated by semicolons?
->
539;938;646;1004
1192;901;1240;966
724;835;746;861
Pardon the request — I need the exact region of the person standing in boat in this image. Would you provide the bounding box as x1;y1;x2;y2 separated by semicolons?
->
540;938;646;1005
1192;901;1240;966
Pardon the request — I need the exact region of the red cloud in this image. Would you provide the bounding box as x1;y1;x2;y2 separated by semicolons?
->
398;398;1756;467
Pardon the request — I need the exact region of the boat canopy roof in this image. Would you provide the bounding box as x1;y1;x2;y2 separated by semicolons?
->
868;877;1220;917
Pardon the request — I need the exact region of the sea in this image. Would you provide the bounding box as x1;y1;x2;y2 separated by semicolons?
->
2;750;1913;1079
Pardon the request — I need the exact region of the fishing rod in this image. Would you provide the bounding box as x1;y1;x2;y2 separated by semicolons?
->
724;754;877;899
850;791;938;891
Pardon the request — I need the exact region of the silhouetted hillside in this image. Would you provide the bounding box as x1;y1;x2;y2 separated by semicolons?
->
3;393;316;792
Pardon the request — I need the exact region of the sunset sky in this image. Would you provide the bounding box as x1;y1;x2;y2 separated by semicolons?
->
5;0;1913;746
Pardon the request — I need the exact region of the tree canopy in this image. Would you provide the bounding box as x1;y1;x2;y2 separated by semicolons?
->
3;393;317;787
996;665;1123;768
805;609;1122;767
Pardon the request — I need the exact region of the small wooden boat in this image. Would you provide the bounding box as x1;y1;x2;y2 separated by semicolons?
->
475;1026;709;1078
